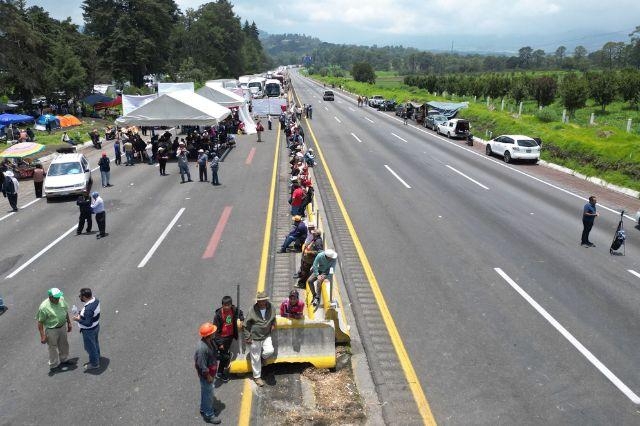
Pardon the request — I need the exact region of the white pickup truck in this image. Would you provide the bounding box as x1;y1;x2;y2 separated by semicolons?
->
368;95;385;108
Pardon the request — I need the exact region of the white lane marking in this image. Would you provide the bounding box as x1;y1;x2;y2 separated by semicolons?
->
0;212;15;221
494;267;640;404
21;198;41;209
137;207;185;268
627;269;640;279
375;111;635;221
391;133;408;143
6;224;77;279
364;117;374;123
334;116;342;123
349;107;356;112
337;100;343;104
324;106;329;111
446;165;489;190
351;133;362;143
384;165;412;189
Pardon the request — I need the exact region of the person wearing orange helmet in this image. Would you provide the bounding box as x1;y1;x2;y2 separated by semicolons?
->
194;322;221;424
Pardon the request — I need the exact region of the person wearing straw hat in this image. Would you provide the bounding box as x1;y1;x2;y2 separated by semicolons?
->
2;170;19;211
194;322;221;424
242;291;276;387
35;288;72;372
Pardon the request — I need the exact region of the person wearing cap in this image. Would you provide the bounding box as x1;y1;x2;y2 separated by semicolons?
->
197;149;208;182
98;152;112;188
280;289;305;319
113;138;122;166
157;147;168;176
304;148;315;167
243;291;276;387
296;227;323;288
91;191;107;239
72;288;101;370
308;249;338;307
279;215;307;254
212;296;244;382
36;288;72;371
210;155;220;186
177;142;193;183
2;170;19;212
194;322;221;424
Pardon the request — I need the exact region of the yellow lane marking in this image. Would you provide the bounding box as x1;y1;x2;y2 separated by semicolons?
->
237;124;282;426
294;89;437;425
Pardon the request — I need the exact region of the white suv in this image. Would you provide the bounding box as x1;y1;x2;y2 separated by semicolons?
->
486;134;540;163
44;153;92;200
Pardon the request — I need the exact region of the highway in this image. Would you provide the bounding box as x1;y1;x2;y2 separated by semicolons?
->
291;70;640;424
0;137;277;424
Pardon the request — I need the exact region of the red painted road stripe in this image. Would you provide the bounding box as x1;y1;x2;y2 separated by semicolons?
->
245;147;256;165
202;206;233;259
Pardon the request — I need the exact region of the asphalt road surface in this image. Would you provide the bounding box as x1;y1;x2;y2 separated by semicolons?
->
0;135;276;424
291;70;640;425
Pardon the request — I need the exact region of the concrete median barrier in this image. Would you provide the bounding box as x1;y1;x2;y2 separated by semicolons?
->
229;316;336;374
305;278;351;344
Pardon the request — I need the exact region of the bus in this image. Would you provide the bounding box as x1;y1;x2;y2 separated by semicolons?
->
264;79;282;97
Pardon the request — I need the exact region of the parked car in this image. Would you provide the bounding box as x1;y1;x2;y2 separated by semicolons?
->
436;119;470;139
44;153;92;201
380;99;397;111
368;95;385;108
424;114;448;130
485;134;541;163
322;90;334;101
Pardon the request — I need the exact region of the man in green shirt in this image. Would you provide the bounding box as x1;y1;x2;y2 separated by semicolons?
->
36;288;72;371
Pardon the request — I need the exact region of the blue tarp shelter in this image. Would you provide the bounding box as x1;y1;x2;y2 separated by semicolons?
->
83;93;113;106
0;113;35;125
426;101;469;119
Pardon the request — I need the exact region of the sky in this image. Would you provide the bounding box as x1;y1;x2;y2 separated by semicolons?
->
27;0;640;53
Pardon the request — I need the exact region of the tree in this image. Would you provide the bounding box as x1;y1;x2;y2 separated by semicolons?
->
554;46;567;66
559;73;589;116
48;41;87;98
531;76;557;107
618;69;640;108
629;26;640;69
352;62;376;83
510;77;529;104
518;46;533;68
532;49;546;68
601;41;626;69
588;71;618;111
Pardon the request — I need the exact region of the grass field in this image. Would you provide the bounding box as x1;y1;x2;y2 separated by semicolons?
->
306;71;640;192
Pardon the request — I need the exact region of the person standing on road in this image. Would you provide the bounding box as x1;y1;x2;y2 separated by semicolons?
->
581;195;599;247
98;152;112;188
267;115;272;131
308;249;338;307
197;149;208;182
157;147;168;176
76;192;92;235
123;139;134;166
72;288;101;370
145;141;154;165
177;142;192;183
32;164;45;198
256;120;264;142
307;104;312;119
91;191;107;239
194;322;222;424
289;182;305;216
212;296;244;383
402;108;408;125
36;288;72;372
210;155;220;186
2;170;19;212
243;291;276;387
113;139;122;166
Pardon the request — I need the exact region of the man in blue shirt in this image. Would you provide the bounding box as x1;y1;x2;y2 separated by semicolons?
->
581;195;598;247
72;288;101;370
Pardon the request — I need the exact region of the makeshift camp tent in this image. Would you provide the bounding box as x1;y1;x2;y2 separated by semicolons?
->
34;114;60;131
56;115;82;128
425;101;469;119
115;91;231;127
83;93;113;106
158;82;194;95
95;96;122;110
0;113;35;125
197;83;256;134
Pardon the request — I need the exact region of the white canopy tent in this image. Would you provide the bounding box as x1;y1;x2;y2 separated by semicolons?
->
122;94;156;116
197;83;256;134
115;91;231;127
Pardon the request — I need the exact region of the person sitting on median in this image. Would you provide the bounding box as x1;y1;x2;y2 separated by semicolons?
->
280;289;305;319
279;215;307;253
308;249;338;308
243;291;276;387
296;227;323;288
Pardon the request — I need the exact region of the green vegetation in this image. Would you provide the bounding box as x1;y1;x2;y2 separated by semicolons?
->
307;71;640;192
33;119;111;147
